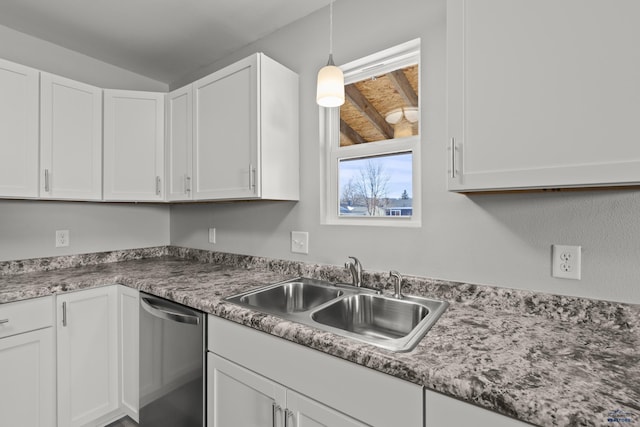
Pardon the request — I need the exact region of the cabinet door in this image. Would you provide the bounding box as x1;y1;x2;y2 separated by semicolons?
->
40;73;102;200
57;286;119;427
194;54;259;200
207;352;286;427
104;90;165;201
447;0;640;192
166;85;193;201
119;286;139;422
0;328;55;427
286;390;368;427
0;58;39;198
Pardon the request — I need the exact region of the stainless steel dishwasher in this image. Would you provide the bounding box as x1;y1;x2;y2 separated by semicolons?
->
139;292;205;427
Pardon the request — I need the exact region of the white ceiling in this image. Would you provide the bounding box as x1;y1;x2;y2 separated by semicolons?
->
0;0;333;84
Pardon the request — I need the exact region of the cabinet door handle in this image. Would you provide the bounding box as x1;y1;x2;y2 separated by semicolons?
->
44;169;50;192
62;301;67;327
155;176;161;196
284;409;294;427
249;164;256;190
272;402;283;427
448;138;457;178
0;319;9;325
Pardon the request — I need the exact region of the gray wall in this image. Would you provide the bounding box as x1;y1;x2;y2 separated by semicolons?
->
0;201;169;261
0;24;167;91
170;0;640;304
0;24;170;261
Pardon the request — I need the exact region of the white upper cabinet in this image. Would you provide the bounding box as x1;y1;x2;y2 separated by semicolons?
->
1;53;298;203
40;73;103;200
0;58;39;199
447;0;640;192
166;85;193;201
104;90;165;201
193;53;299;201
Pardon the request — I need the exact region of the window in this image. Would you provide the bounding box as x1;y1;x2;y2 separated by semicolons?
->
321;39;421;227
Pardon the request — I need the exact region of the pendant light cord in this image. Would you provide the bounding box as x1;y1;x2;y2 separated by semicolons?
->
327;1;335;65
329;1;334;56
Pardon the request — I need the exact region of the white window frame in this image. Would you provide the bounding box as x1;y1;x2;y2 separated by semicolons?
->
320;39;421;227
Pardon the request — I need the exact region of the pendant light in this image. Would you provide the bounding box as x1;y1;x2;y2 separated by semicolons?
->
316;0;345;107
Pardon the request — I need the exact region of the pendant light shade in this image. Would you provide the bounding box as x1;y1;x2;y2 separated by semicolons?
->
317;1;344;107
317;55;345;107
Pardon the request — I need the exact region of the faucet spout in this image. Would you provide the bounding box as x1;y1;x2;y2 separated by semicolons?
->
390;270;403;299
345;256;363;287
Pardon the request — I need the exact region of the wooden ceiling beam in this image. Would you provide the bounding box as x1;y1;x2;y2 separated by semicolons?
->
340;119;366;145
345;84;394;140
388;70;418;108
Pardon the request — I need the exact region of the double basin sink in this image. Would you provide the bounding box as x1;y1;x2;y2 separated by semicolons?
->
225;277;448;352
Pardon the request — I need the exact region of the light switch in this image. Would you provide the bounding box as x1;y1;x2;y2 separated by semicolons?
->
291;231;309;254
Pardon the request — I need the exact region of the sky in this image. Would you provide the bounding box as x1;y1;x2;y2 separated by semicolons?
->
338;152;412;199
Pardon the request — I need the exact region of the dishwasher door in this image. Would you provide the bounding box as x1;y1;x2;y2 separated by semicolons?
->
139;293;205;427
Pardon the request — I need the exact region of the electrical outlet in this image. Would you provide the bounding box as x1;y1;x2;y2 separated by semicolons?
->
552;245;581;280
56;230;70;248
208;228;216;244
291;231;309;254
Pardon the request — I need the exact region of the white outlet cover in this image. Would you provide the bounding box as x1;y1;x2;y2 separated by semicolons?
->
552;244;581;280
56;230;70;248
291;231;309;254
208;228;216;244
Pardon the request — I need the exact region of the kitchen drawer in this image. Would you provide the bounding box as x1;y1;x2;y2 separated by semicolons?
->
0;296;54;339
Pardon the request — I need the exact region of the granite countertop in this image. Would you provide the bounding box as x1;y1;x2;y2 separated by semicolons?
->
1;247;638;427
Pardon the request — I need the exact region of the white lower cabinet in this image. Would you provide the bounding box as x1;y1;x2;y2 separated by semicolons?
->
57;286;120;427
208;315;423;427
424;389;530;427
208;353;366;427
118;286;140;422
285;389;367;427
208;352;285;427
0;296;55;427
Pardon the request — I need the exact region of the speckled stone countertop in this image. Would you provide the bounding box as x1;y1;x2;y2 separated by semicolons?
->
1;246;638;427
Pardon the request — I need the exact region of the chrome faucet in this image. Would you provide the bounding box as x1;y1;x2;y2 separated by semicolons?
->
390;270;403;299
345;256;363;287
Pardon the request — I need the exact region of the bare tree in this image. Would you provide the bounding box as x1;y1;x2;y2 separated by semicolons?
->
340;177;360;206
354;160;390;215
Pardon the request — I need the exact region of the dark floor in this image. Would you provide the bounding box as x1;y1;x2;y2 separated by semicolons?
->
105;416;138;427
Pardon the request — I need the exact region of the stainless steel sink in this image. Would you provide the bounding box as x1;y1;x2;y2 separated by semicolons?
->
226;278;343;315
311;293;448;351
311;294;429;340
225;277;448;352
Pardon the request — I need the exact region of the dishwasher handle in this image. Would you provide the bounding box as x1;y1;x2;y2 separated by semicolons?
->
141;296;200;325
